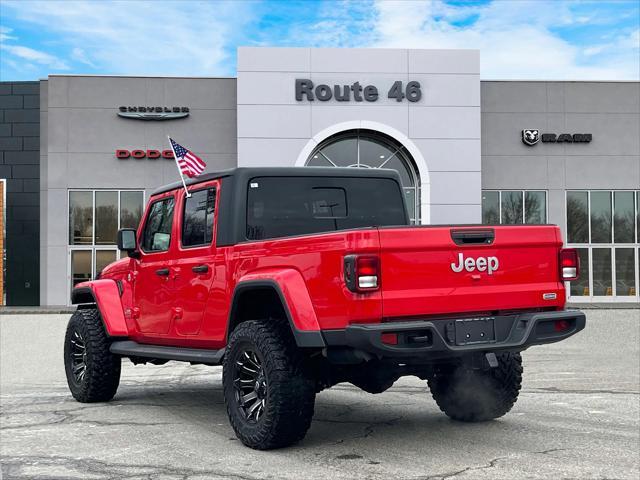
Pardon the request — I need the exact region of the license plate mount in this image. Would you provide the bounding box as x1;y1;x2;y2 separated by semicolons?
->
455;317;496;345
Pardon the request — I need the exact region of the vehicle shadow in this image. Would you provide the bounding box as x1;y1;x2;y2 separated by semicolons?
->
111;372;538;454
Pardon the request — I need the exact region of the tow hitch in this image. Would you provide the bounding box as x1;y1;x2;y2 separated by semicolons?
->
463;351;500;370
485;352;499;368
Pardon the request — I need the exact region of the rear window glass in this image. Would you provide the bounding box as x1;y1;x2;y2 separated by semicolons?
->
246;176;407;240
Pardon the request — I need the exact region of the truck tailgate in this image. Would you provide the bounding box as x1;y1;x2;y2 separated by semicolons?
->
378;225;565;318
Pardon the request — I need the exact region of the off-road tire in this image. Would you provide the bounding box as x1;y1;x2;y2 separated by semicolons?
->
64;308;121;402
428;352;522;422
223;320;316;450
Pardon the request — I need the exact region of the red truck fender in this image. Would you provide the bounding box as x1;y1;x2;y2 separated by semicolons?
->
71;280;128;337
230;269;325;348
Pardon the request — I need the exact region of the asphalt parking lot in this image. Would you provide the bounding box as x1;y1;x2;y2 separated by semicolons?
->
1;309;639;479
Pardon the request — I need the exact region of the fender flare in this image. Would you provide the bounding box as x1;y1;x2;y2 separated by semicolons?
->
229;270;325;348
71;280;128;337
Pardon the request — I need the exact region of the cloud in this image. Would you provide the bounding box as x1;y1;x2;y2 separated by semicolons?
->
0;26;18;42
0;26;70;71
284;1;378;48
70;48;97;69
0;0;638;80
367;0;639;80
0;44;69;70
1;0;257;76
257;0;638;80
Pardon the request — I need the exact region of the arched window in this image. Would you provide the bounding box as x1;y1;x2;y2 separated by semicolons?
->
306;129;420;222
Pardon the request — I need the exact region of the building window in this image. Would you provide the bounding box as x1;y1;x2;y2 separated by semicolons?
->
570;248;590;297
481;190;547;225
95;191;118;245
481;191;499;224
305;129;420;224
567;191;589;243
590;191;612;243
614;191;635;243
566;190;639;301
69;191;93;245
68;190;144;294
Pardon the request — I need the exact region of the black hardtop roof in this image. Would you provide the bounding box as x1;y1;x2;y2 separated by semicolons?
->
151;167;402;196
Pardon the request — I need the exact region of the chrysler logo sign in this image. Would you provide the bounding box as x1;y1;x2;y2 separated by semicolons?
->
522;129;592;146
118;106;189;121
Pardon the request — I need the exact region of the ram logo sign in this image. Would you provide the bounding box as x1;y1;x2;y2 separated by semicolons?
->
522;129;540;146
522;129;592;146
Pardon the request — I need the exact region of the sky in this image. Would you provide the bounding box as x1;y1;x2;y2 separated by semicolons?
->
0;0;638;81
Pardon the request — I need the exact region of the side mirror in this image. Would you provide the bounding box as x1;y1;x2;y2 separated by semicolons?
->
117;229;138;254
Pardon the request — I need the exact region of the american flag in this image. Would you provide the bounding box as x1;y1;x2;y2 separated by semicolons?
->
169;137;206;178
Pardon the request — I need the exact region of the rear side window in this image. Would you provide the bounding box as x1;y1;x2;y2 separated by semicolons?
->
182;188;216;247
141;197;175;252
246;176;407;240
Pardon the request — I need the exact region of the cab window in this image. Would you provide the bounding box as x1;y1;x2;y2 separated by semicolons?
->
246;176;406;240
182;188;216;247
141;197;175;252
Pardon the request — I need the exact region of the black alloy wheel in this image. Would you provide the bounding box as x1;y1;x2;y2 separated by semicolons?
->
233;348;268;422
68;329;88;385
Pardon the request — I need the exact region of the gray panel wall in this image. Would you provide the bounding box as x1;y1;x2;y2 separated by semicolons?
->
42;76;237;306
481;81;640;241
0;81;40;306
237;47;482;225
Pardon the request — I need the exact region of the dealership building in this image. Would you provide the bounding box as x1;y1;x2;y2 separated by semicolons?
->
0;47;638;307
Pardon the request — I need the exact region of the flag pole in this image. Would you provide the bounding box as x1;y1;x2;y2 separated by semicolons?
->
168;136;191;198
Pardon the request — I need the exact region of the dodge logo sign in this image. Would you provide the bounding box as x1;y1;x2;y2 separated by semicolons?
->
522;129;540;146
116;149;174;159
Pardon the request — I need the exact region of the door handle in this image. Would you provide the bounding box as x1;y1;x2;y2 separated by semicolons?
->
192;265;209;274
155;268;170;276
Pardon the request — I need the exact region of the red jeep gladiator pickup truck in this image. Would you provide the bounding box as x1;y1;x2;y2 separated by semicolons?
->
65;167;585;449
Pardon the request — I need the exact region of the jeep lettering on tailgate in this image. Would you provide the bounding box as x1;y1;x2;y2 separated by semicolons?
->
451;253;499;275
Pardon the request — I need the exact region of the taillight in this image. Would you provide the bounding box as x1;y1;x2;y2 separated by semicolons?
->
559;248;579;281
344;254;380;293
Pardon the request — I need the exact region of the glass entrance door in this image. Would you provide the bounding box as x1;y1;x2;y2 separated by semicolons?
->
68;189;144;303
566;190;639;303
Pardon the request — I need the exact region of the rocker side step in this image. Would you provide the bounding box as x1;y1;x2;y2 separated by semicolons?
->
110;340;224;365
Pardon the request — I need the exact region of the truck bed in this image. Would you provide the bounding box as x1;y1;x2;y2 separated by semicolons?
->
231;224;566;333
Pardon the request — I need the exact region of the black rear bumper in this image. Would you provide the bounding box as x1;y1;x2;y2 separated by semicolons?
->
322;310;586;360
